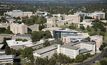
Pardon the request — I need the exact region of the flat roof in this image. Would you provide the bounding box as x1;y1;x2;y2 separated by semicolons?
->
62;44;79;50
54;29;78;33
79;49;91;54
33;44;57;55
0;55;14;60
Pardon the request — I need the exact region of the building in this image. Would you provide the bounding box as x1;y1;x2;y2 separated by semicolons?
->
0;44;5;55
42;27;62;36
0;23;10;29
53;29;78;39
57;44;79;59
32;39;45;50
90;11;105;19
80;19;94;28
36;11;49;17
33;44;57;59
74;11;105;19
0;34;13;43
64;15;80;24
46;17;57;27
10;23;28;34
28;24;39;31
12;34;32;41
0;55;14;64
62;33;89;43
76;41;96;54
53;28;89;39
46;14;80;27
5;10;33;18
6;40;33;50
90;35;103;53
57;41;96;59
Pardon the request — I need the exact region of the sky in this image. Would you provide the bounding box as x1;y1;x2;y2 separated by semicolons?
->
1;0;107;4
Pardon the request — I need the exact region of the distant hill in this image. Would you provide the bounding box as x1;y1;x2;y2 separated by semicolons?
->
1;0;107;5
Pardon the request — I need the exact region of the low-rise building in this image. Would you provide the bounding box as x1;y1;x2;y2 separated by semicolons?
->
12;34;32;41
0;34;13;43
0;55;14;64
80;19;94;28
74;11;105;19
33;44;57;59
6;40;33;50
0;23;10;29
5;10;33;18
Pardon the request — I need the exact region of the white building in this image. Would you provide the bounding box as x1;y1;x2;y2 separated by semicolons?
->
76;41;96;54
57;44;79;59
12;34;32;41
62;33;89;43
57;41;96;59
5;10;33;18
80;19;94;28
10;23;28;34
33;44;57;59
46;14;80;27
0;55;14;64
0;23;10;29
90;35;103;53
6;40;33;50
74;11;105;19
64;15;80;24
90;11;105;19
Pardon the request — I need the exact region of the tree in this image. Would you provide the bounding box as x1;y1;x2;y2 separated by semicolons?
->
100;58;107;65
5;46;11;55
32;31;52;42
32;31;44;42
43;40;50;47
80;24;85;30
21;47;34;63
44;31;52;39
69;23;77;29
36;57;46;65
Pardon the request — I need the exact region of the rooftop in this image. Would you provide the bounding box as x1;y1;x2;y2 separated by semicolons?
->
0;55;14;60
33;44;57;55
6;40;33;47
54;28;78;33
62;44;79;50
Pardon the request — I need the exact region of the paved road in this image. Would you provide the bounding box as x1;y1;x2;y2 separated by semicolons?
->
74;48;107;65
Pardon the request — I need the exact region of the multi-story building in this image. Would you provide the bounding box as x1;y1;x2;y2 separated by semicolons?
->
74;11;105;19
62;33;89;43
57;44;79;59
10;23;28;34
28;24;39;32
53;29;78;39
90;35;103;53
57;41;96;59
46;14;80;27
5;10;33;18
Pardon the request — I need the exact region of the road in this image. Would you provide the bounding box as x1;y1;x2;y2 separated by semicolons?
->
73;48;107;65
